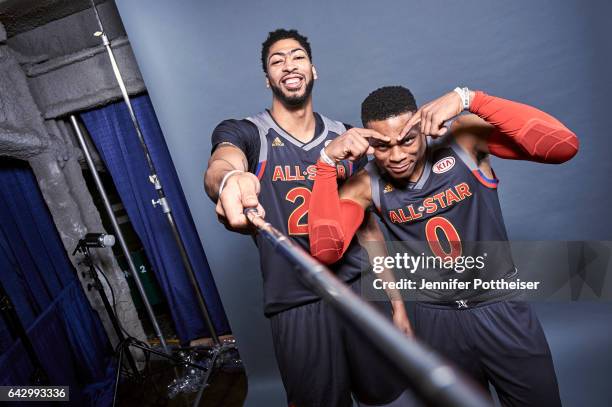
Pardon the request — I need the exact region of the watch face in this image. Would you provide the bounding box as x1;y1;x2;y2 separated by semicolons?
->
455;87;469;109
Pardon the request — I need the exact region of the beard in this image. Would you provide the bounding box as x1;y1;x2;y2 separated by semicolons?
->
270;77;315;108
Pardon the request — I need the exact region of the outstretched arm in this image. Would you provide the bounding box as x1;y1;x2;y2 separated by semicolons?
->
401;89;579;164
205;120;265;234
468;91;578;163
205;144;264;234
205;144;250;201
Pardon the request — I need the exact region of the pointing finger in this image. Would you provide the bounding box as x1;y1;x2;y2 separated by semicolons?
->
399;110;422;139
353;128;391;143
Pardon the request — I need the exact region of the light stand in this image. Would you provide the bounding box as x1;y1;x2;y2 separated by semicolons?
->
70;114;240;405
72;237;208;407
70;115;170;355
85;3;242;403
72;239;140;380
83;0;244;406
88;0;220;347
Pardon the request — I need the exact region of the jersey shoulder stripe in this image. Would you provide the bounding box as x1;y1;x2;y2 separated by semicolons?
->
365;161;382;212
245;112;270;179
245;111;348;178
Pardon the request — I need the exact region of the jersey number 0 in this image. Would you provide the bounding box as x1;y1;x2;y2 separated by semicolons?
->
425;216;462;258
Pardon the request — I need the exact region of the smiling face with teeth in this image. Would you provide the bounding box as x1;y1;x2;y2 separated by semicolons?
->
265;38;317;108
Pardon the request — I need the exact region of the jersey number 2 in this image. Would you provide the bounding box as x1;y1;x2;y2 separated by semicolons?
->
286;187;311;235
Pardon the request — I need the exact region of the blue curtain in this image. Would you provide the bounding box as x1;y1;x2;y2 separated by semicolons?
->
81;95;230;342
0;158;115;406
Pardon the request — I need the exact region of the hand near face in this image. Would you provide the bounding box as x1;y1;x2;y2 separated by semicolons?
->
399;91;465;139
324;128;390;163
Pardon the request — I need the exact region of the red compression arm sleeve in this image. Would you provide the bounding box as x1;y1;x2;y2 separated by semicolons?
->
469;91;579;163
308;160;365;265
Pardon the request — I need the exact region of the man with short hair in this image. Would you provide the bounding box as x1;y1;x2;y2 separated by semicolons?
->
308;85;578;406
205;29;413;407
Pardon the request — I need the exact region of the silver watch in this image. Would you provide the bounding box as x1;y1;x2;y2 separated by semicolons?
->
453;86;471;110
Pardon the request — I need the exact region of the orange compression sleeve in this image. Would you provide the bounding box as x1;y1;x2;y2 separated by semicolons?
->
308;160;365;265
469;91;579;163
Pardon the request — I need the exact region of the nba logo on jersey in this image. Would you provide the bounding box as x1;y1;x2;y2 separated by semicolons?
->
433;156;455;174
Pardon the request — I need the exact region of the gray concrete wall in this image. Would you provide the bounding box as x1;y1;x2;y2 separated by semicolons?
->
7;1;125;59
0;1;149;352
7;1;145;119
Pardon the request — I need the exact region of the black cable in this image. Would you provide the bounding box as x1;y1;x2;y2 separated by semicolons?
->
92;260;209;402
94;264;134;340
78;248;205;403
94;264;155;377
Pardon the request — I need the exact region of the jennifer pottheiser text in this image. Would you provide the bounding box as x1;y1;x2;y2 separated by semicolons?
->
372;278;541;291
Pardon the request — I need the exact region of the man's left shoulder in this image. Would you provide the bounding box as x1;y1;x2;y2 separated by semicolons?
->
318;113;352;135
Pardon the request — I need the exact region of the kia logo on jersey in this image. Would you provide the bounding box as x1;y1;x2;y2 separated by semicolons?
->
433;156;455;174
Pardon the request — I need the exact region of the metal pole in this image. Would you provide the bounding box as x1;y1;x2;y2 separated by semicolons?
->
70;115;170;354
88;0;220;346
245;210;492;407
113;344;124;407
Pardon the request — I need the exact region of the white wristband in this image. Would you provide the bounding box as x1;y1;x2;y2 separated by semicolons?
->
218;169;243;199
453;86;471;110
319;147;337;167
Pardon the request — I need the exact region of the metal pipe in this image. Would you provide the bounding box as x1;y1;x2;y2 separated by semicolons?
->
245;209;492;407
113;341;124;407
88;0;220;346
70;115;170;354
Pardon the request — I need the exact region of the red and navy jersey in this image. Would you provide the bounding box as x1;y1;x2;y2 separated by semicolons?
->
212;111;367;316
366;137;518;302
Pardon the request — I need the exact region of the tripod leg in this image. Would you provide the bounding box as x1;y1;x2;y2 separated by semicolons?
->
113;344;124;407
86;248;141;379
191;348;219;407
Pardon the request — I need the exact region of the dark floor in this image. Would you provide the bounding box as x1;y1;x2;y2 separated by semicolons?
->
118;306;246;406
116;347;247;407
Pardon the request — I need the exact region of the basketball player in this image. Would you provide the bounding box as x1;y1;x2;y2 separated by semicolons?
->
308;85;578;406
204;30;413;406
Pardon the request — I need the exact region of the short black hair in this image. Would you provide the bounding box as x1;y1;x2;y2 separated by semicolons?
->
261;29;312;74
361;86;417;126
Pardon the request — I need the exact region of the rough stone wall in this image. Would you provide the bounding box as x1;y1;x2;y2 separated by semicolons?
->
0;0;108;37
26;38;146;119
0;12;147;351
7;0;125;58
9;1;146;119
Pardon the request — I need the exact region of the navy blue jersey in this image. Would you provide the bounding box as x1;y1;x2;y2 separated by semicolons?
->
366;136;518;302
212;111;368;316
